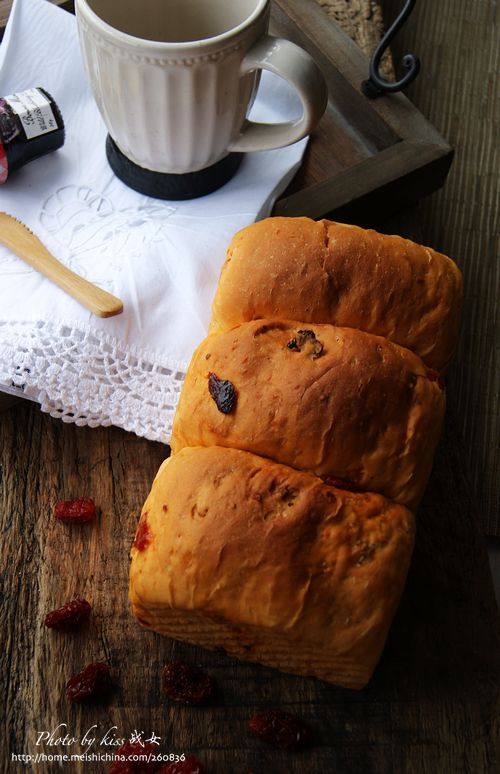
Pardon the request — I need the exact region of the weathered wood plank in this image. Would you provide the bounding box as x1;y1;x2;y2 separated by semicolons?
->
0;392;21;412
382;0;499;534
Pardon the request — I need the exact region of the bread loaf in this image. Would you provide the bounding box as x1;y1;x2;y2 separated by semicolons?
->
210;217;462;371
130;216;462;689
171;320;445;509
129;446;415;689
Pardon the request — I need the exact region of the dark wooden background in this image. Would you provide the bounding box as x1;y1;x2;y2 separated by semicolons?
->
1;1;499;772
383;0;499;536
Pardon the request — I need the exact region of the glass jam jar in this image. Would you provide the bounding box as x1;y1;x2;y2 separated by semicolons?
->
0;87;64;183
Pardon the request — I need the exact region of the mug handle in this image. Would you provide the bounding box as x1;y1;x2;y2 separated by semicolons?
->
228;36;328;153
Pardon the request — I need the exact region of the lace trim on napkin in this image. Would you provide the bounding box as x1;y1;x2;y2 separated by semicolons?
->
0;320;186;443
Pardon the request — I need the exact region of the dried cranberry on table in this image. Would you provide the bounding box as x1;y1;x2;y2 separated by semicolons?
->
65;662;111;703
55;497;97;524
162;661;215;705
207;372;237;414
108;740;160;773
158;756;205;774
248;709;312;749
44;597;91;630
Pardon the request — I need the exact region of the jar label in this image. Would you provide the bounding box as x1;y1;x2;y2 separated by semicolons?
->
4;88;58;141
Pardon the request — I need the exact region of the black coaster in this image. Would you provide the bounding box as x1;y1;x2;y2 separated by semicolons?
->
106;136;243;200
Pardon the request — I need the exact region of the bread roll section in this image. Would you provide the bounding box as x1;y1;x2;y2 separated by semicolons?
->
130;447;415;689
171;320;445;509
210;217;462;371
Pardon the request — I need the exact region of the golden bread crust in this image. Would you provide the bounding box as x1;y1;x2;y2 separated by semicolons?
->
210;217;462;371
171;320;445;508
130;447;415;687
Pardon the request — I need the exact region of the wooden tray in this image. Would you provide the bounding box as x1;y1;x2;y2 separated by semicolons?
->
271;0;452;223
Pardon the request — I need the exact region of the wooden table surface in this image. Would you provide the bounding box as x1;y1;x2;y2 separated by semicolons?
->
383;0;499;536
1;400;499;773
1;1;499;773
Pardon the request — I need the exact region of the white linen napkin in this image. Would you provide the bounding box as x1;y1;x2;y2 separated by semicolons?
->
0;0;307;442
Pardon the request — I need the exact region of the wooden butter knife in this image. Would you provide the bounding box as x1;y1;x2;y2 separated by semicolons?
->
0;212;123;318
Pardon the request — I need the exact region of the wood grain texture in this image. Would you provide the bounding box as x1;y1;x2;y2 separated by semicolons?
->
0;404;498;773
0;392;21;412
381;0;499;534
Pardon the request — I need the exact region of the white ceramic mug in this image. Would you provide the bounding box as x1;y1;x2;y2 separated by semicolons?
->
75;0;328;174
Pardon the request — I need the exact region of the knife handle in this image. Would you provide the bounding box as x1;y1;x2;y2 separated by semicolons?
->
0;212;123;318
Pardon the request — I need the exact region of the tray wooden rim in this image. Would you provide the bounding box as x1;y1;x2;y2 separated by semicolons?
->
271;0;453;221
